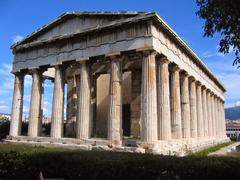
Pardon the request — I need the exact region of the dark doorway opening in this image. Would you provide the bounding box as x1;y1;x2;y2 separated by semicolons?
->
122;104;131;136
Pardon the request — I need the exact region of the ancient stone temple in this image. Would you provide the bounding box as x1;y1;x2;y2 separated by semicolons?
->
7;12;229;155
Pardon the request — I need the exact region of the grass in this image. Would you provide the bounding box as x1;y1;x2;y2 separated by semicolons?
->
0;143;82;155
192;141;235;156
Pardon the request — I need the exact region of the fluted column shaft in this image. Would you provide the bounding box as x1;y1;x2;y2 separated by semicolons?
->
211;95;216;138
77;62;91;139
220;100;224;137
157;58;171;140
170;66;182;139
202;88;208;137
196;83;204;137
108;57;122;146
51;65;65;138
217;98;221;138
9;74;24;136
180;72;190;138
221;101;226;137
207;91;212;137
214;96;218;137
141;51;158;142
189;78;197;138
28;70;43;137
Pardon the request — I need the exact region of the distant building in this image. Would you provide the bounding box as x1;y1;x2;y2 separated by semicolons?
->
226;121;240;141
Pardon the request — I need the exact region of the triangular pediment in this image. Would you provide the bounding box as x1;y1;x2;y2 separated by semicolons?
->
12;12;148;48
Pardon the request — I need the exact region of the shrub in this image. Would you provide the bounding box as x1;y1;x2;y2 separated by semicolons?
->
0;121;10;140
0;144;240;180
21;121;28;136
42;123;51;136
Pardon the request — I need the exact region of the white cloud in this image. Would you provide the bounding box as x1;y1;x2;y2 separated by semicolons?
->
23;105;29;114
43;107;51;115
24;75;32;88
24;94;31;102
44;83;53;88
202;50;224;58
236;101;240;106
0;63;12;76
12;35;24;43
0;105;8;110
44;100;50;106
0;100;6;104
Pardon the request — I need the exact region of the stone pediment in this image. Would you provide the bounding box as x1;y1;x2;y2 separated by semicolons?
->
12;12;149;48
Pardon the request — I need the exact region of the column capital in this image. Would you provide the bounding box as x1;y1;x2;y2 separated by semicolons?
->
141;49;158;57
210;91;214;96
213;94;218;98
29;68;45;75
12;71;26;77
170;64;181;72
54;64;67;71
206;88;211;93
180;70;189;77
202;85;207;90
196;81;202;86
158;56;171;65
189;76;196;82
105;52;123;60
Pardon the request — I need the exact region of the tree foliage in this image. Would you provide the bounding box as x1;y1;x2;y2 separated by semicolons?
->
196;0;240;67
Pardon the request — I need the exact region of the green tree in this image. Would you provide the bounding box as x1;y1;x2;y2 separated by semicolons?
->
196;0;240;67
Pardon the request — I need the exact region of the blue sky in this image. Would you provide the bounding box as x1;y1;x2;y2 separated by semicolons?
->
0;0;239;116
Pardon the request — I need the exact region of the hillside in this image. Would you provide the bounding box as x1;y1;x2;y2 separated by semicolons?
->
225;106;240;120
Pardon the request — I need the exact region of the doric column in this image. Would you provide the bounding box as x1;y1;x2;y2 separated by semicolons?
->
9;73;24;136
108;56;122;146
217;98;221;138
28;69;43;137
219;99;223;138
211;94;216;138
76;61;91;139
170;65;182;139
180;72;190;138
214;95;219;138
202;87;208;137
157;57;171;140
196;82;204;137
141;51;158;142
51;65;65;138
221;100;226;138
189;77;197;138
206;90;212;137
